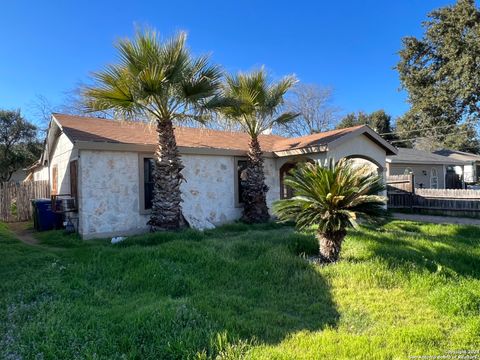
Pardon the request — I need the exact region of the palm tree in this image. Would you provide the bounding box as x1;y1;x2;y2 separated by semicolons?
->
209;69;298;223
272;159;386;263
83;30;222;230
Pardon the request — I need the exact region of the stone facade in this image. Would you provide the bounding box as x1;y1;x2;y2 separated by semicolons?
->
39;131;389;239
78;151;281;239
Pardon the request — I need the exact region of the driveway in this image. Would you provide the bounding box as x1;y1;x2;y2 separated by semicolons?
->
393;212;480;226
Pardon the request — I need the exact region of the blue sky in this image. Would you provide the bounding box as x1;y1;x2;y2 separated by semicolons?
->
0;0;458;124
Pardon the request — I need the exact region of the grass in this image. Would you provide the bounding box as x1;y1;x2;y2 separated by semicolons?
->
0;220;479;359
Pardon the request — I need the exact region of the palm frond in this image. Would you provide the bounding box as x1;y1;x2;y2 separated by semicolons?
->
272;159;387;233
82;29;222;124
213;68;297;137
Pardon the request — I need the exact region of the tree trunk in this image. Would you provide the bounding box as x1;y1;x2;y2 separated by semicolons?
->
241;136;270;223
317;230;346;263
148;120;186;231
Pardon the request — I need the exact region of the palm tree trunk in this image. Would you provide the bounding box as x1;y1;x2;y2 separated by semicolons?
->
148;120;186;230
317;230;346;263
242;136;270;223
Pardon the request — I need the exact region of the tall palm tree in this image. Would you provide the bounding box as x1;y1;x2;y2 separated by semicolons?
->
272;159;386;263
210;69;298;223
83;30;222;230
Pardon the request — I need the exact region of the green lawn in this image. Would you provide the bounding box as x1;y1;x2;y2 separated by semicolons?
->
0;220;479;359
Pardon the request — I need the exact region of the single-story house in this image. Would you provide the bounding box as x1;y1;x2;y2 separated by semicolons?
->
8;169;28;183
31;113;397;239
386;148;467;189
434;149;480;185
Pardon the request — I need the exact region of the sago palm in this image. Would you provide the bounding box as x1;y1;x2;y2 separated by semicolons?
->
83;30;222;230
272;159;386;263
209;69;298;223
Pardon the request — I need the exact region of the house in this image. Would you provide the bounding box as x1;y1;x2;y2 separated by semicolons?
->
386;148;467;189
433;149;480;185
8;169;28;183
31;114;397;239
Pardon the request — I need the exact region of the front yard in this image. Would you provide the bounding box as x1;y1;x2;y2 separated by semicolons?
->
0;220;479;359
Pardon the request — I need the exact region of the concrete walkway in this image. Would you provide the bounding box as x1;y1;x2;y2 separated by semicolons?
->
392;212;480;226
7;222;39;245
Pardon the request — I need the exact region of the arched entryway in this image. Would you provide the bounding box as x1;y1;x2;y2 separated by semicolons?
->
279;158;314;199
343;154;384;176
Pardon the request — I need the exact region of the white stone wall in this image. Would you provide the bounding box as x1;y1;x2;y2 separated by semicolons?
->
78;150;281;239
76;135;388;239
78;150;148;238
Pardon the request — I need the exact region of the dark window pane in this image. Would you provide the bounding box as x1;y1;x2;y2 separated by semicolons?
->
144;158;155;210
237;160;248;204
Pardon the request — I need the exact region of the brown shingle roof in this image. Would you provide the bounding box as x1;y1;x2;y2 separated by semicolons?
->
272;126;364;152
52;113;365;153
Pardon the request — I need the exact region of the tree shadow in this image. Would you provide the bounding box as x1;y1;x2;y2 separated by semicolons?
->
117;224;339;345
364;222;480;279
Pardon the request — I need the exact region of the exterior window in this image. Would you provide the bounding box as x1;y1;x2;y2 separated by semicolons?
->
143;158;155;210
404;167;413;175
430;168;439;189
139;154;155;213
235;159;248;206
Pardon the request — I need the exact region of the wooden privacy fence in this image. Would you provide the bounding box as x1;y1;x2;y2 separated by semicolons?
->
386;174;415;209
414;188;480;213
386;175;480;216
0;181;50;222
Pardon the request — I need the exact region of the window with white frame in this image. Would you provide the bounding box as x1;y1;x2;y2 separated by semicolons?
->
430;168;439;189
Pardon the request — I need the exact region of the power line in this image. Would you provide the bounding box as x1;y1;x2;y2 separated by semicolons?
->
389;129;474;144
379;119;478;136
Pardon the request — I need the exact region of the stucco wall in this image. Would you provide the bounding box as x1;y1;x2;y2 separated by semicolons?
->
78;150;280;239
49;133;76;194
327;134;386;170
275;134;386;174
388;163;445;189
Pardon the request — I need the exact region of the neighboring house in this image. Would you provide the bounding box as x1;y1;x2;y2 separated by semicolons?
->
386;148;467;189
32;114;397;239
8;169;28;183
434;149;480;185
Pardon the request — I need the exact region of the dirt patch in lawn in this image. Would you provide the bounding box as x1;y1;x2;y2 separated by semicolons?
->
7;222;39;245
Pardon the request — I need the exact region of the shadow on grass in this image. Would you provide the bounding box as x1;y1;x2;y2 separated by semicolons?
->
361;221;480;279
115;222;338;344
13;221;338;357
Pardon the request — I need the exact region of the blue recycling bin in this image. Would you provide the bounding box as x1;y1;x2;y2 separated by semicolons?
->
31;199;62;231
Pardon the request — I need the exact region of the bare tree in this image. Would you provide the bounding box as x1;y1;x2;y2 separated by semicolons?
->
29;82;116;134
277;83;340;137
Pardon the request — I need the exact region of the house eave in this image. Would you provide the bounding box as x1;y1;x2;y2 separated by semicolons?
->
273;145;328;157
74;141;276;158
387;159;467;166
